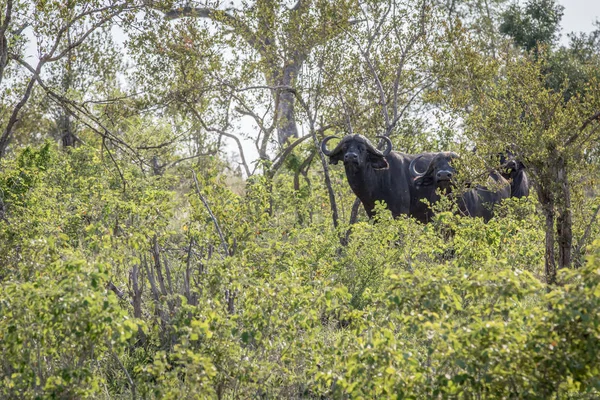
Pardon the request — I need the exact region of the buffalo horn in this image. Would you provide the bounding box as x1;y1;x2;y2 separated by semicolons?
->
409;155;426;177
363;136;385;157
376;135;392;156
320;136;340;156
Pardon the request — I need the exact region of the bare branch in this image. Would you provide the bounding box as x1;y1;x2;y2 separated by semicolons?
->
269;134;314;175
11;55;143;160
45;4;131;62
0;0;13;85
386;79;433;136
392;1;429;121
574;203;600;263
111;350;136;400
350;34;391;129
0;71;38;157
159;6;261;54
82;91;145;106
0;4;135;158
191;170;229;257
165;151;217;170
564;111;600;147
106;281;129;303
102;139;127;192
187;105;252;177
46;6;130;62
290;87;340;228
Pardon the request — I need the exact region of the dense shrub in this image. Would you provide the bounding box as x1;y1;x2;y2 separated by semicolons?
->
1;144;599;398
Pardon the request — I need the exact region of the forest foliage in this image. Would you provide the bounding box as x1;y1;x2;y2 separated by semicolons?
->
1;0;600;398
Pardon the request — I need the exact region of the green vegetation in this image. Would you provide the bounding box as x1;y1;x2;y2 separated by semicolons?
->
1;0;600;398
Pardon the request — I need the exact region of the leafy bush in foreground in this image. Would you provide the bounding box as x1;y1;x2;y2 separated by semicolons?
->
0;144;599;399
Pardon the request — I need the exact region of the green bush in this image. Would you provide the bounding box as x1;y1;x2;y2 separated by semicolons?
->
1;144;600;398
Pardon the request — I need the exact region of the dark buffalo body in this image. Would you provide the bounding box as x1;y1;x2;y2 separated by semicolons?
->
321;134;437;223
410;152;511;222
499;152;530;198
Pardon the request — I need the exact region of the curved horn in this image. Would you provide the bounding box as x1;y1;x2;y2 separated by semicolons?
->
320;135;340;156
376;136;392;156
362;136;384;157
409;155;426;177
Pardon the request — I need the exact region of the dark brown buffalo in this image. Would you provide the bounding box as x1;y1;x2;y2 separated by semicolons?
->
321;134;437;223
499;152;530;198
410;152;511;222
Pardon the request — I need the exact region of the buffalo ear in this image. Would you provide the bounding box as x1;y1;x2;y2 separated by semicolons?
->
368;154;389;169
414;176;434;187
328;152;343;165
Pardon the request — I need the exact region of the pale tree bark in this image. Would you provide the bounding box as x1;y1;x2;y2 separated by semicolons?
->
273;60;302;144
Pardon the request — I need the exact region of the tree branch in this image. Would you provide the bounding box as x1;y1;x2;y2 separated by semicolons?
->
191;170;229;257
289;87;340;229
1;0;12;33
0;3;134;158
0;0;13;86
11;55;142;158
165;151;217;170
159;6;261;54
46;6;130;62
44;3;131;62
574;203;600;264
0;72;38;157
102;139;127;191
187;105;252;177
269;133;314;175
565;111;600;147
111;350;136;400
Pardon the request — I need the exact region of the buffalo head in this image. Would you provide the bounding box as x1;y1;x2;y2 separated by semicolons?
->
409;152;459;189
499;152;526;180
321;134;392;170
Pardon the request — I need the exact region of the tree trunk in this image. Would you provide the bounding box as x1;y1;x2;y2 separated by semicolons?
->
543;206;557;285
349;198;362;225
129;264;147;346
60;32;76;149
0;0;12;88
556;157;572;269
272;56;303;145
60;114;77;148
0;31;8;87
0;130;10;159
537;183;557;286
276;89;299;144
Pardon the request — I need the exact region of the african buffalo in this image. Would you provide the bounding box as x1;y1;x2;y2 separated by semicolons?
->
410;152;511;222
320;134;437;222
499;153;530;198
